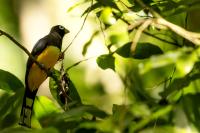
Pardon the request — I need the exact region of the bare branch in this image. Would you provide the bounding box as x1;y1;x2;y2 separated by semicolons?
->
66;56;95;72
129;0;200;46
128;19;149;31
0;29;50;75
131;19;152;53
155;18;200;45
143;31;182;47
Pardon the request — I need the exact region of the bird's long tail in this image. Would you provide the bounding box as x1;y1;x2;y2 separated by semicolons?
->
19;88;36;128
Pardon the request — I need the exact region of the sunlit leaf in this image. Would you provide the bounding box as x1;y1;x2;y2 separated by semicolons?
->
100;7;116;25
109;33;128;45
139;47;198;75
96;54;115;70
0;69;24;92
34;96;60;120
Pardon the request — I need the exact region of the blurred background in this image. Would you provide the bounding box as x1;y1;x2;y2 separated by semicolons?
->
0;0;124;113
1;0;200;132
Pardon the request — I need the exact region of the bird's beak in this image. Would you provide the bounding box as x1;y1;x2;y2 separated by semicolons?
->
64;29;70;34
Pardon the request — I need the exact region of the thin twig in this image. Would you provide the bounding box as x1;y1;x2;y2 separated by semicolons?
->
143;31;182;47
66;56;95;72
131;19;152;53
62;0;93;53
121;18;180;47
0;29;49;74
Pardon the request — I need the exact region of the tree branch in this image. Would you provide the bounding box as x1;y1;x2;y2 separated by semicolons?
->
128;0;200;47
122;18;180;47
143;31;182;47
131;19;152;53
0;29;66;101
0;29;50;75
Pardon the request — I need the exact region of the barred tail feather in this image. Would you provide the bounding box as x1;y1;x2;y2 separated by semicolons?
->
19;87;36;128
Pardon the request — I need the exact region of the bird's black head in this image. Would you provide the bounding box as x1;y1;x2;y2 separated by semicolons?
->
50;25;69;37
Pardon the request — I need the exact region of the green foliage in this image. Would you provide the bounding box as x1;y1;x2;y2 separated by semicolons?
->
0;70;24;92
49;70;82;109
1;0;200;132
116;42;163;59
96;54;115;70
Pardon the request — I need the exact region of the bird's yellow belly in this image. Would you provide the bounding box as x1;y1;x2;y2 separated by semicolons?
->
28;46;60;91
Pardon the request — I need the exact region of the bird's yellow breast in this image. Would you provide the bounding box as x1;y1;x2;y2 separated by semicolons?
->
27;46;60;91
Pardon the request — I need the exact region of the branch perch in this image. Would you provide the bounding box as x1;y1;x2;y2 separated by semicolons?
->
0;29;49;74
0;29;67;101
128;0;200;54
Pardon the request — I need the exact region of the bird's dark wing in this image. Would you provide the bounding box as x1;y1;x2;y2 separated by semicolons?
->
31;36;49;56
25;36;50;84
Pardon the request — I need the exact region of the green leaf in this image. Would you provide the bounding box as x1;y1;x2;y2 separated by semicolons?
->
181;93;200;130
34;96;60;120
78;118;114;132
0;89;23;122
39;105;108;130
139;47;198;75
49;70;82;109
82;31;99;56
130;105;173;132
1;127;59;133
115;42;131;58
116;43;163;59
0;69;24;92
133;43;163;59
61;105;108;119
100;7;116;25
96;54;115;70
160;70;200;99
112;104;133;127
159;77;190;98
83;105;108;118
1;113;17;129
65;77;82;107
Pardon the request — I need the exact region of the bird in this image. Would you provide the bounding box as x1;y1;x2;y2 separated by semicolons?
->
19;25;69;128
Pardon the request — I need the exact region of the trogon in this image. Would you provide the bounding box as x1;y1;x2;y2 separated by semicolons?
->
19;25;69;128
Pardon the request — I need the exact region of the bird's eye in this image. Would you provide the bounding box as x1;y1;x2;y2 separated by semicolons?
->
59;25;64;30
